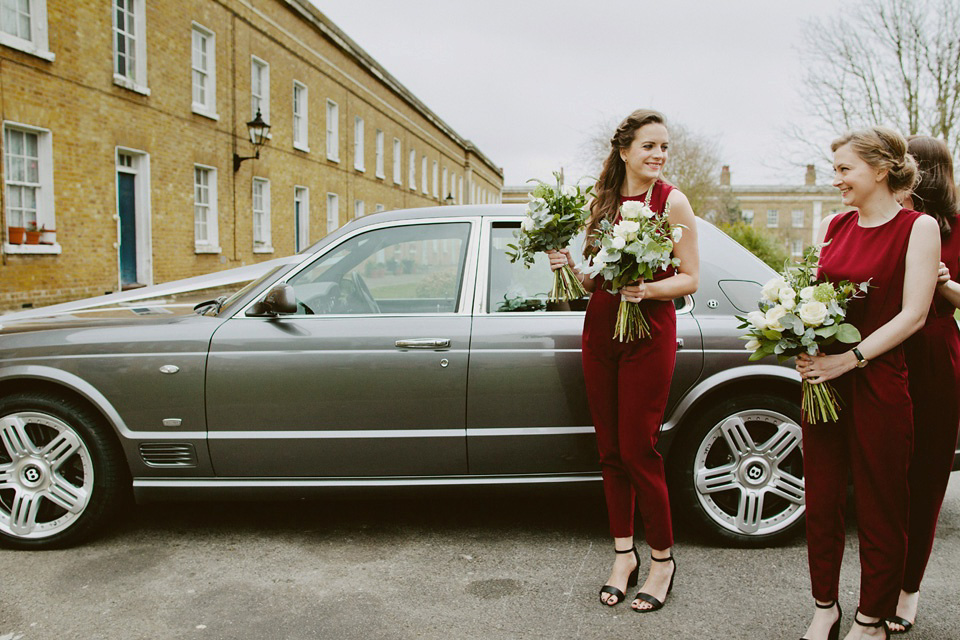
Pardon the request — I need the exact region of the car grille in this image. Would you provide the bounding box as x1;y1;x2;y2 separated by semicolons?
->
139;443;198;468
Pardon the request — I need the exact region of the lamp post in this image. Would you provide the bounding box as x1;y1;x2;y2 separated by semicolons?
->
233;109;270;172
444;193;455;206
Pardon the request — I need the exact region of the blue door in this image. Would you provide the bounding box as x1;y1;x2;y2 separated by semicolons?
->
118;173;137;286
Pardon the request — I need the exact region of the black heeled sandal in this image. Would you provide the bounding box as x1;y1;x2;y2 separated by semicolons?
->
885;615;913;635
631;554;676;613
801;600;842;640
598;546;640;607
854;609;891;640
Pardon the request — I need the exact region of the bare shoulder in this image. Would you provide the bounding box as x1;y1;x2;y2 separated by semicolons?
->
665;188;691;209
665;188;695;222
816;213;840;244
911;212;939;234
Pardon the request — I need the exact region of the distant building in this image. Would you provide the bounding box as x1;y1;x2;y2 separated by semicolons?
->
0;0;502;311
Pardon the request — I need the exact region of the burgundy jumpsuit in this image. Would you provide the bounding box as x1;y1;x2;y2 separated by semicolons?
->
581;180;676;550
804;208;923;618
901;219;960;593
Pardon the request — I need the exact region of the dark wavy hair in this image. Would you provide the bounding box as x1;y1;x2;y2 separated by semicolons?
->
585;109;666;257
906;135;958;236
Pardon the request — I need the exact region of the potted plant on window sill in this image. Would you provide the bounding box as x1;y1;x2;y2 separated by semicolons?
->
39;225;56;245
7;226;26;244
24;222;41;245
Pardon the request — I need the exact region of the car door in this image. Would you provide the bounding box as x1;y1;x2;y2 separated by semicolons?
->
205;218;478;477
465;218;704;475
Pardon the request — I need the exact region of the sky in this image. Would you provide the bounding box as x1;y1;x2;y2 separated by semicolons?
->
314;1;839;187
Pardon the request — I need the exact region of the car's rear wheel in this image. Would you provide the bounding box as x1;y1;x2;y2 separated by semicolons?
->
671;394;805;546
0;393;127;549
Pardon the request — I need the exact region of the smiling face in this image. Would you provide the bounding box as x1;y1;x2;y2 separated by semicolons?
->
832;142;888;207
620;123;669;187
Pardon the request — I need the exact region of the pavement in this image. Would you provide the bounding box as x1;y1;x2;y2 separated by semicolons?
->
1;476;958;640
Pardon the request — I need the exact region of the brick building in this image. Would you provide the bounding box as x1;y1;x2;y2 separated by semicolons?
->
0;0;502;311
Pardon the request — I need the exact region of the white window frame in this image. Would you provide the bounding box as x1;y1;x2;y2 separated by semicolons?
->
294;186;309;252
353;116;365;172
0;0;53;61
432;161;439;198
326;192;339;234
742;209;754;224
421;155;427;194
112;0;148;94
250;56;270;125
792;209;804;228
292;81;308;151
408;149;416;190
191;23;217;120
375;204;385;213
791;239;804;258
442;167;448;201
392;138;402;184
354;199;364;219
3;122;58;255
252;177;272;252
375;129;385;179
193;164;219;253
326;100;339;162
458;176;463;204
767;209;779;228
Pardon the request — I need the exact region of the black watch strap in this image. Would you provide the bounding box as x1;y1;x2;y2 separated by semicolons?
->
852;347;867;367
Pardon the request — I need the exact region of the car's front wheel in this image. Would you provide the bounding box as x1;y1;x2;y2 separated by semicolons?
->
0;393;127;549
671;394;805;546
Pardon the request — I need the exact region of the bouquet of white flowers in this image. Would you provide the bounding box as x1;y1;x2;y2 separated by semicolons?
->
506;172;592;302
581;199;685;341
738;245;870;423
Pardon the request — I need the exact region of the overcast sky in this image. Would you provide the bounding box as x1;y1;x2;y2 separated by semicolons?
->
315;1;839;187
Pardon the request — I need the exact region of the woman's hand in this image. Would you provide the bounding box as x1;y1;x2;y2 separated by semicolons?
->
937;261;951;286
545;249;573;271
619;281;647;303
795;351;857;384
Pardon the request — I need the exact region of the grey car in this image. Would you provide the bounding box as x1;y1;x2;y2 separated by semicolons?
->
0;205;812;550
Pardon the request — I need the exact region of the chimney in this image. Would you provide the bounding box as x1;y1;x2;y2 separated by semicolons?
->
720;165;730;187
805;164;816;186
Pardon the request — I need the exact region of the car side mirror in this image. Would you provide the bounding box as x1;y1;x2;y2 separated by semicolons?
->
245;283;298;317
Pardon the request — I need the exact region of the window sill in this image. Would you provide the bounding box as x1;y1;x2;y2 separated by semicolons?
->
375;172;385;180
4;243;62;255
0;34;55;61
192;106;220;121
195;244;222;254
354;166;365;173
253;245;274;254
114;74;151;96
294;143;310;153
393;180;402;186
327;155;340;163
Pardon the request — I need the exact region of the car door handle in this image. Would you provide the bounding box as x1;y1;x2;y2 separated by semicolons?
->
395;339;451;349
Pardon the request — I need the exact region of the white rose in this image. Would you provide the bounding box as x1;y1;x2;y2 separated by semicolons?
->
639;204;656;218
799;286;815;301
764;305;788;331
747;310;769;330
744;338;761;352
798;300;829;326
520;216;535;232
527;197;548;214
781;296;796;311
778;286;797;310
561;185;578;197
761;277;786;303
611;236;626;250
614;219;640;240
620;201;644;219
671;227;683;243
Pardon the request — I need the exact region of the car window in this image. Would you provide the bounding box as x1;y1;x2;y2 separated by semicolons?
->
287;222;471;315
488;222;589;313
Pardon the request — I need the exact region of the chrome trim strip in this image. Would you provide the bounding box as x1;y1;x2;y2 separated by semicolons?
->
207;429;464;439
134;474;602;489
466;426;595;437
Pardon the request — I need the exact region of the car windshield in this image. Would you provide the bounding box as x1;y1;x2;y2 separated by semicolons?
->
212;265;288;315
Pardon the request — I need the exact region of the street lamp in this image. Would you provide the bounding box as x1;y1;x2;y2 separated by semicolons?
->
233;109;271;172
444;192;455;206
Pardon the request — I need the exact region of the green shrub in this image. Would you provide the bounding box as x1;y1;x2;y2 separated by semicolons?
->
717;221;790;270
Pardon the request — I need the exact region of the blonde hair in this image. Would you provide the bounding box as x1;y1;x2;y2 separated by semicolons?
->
831;126;919;193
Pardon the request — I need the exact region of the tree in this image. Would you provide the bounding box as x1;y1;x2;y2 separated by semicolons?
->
580;118;723;215
798;0;960;165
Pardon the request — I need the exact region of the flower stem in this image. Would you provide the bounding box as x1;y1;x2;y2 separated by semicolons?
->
802;380;842;424
550;264;587;302
613;299;651;342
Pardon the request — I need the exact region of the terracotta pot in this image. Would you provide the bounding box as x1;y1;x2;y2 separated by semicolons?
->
39;228;56;245
7;226;26;244
25;230;41;244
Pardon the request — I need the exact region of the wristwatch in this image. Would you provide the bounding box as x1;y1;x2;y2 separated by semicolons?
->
852;347;868;368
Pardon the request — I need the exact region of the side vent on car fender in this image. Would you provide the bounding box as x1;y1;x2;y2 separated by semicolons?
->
139;443;198;468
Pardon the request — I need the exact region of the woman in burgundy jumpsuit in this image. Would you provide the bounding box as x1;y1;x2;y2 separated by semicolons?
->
885;135;960;634
796;127;939;640
548;109;699;613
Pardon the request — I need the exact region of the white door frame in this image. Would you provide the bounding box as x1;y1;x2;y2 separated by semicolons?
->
114;147;153;287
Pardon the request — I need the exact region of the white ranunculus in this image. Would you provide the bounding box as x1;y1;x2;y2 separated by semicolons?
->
798;300;829;326
744;338;761;352
747;310;769;330
620;201;644;219
671;227;683;243
561;185;578;197
611;236;626;250
764;305;788;331
520;216;535;232
761;277;787;303
799;286;815;301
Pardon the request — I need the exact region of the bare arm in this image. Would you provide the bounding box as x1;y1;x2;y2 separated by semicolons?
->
935;259;960;308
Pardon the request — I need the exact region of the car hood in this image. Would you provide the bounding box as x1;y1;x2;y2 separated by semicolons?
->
0;255;301;331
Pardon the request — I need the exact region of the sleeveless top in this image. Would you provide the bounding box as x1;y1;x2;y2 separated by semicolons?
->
928;219;960;320
608;179;676;285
